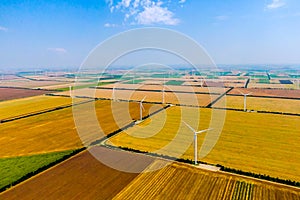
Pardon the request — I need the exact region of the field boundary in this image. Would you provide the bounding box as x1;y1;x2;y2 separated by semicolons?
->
227;93;300;100
0;86;57;92
211;106;300;116
206;87;234;108
15;74;68;83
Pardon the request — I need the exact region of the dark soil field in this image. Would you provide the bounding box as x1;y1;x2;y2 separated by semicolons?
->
0;88;54;101
228;88;300;98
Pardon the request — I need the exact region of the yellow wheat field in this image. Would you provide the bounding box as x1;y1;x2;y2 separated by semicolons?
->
57;87;220;107
114;160;300;199
213;95;300;114
108;106;300;182
0;100;161;158
0;95;86;120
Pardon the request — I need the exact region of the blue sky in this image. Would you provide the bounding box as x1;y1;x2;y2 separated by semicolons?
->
0;0;300;69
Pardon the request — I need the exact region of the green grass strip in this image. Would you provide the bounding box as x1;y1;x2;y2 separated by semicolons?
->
0;148;85;192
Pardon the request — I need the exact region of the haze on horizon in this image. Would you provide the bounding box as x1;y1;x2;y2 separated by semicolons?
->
1;0;300;70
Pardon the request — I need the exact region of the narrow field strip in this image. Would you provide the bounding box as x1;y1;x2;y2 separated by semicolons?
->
0;96;90;123
0;148;84;192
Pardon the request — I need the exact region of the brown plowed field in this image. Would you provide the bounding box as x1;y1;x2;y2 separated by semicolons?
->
229;88;300;98
0;88;54;101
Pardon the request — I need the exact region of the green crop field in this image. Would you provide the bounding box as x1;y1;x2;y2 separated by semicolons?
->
0;149;79;191
124;79;145;84
165;80;184;85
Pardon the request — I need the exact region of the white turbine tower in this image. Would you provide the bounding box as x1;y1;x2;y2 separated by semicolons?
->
139;96;146;121
238;90;252;112
69;86;72;97
162;76;165;104
112;87;116;102
296;78;300;89
183;121;212;165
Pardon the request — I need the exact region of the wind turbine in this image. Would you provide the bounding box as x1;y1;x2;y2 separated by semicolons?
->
69;86;72;97
162;76;165;104
112;87;116;102
183;121;212;165
238;90;252;112
139;96;146;121
295;78;300;89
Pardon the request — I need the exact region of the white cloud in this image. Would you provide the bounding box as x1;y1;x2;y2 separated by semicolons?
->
48;48;67;54
136;3;180;25
215;15;229;21
0;26;8;32
266;0;286;10
107;0;182;26
104;23;118;27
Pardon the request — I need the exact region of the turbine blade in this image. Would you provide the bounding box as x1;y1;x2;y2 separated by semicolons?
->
237;89;244;95
141;103;145;111
246;92;253;96
141;96;146;102
195;128;213;134
182;121;196;132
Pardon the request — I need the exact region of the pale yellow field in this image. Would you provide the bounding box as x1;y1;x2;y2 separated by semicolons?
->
248;82;296;89
0;80;70;88
57;87;220;107
114;160;300;199
98;83;228;94
213;95;300;114
108;106;300;181
0;95;85;120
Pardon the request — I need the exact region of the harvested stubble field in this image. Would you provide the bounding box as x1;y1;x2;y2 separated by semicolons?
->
228;88;300;99
0;147;155;199
0;80;69;89
108;106;300;182
248;82;295;89
0;95;86;120
0;88;55;101
213;95;300;114
58;87;220;107
115;160;300;199
35;82;91;90
0;100;160;158
100;83;228;94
